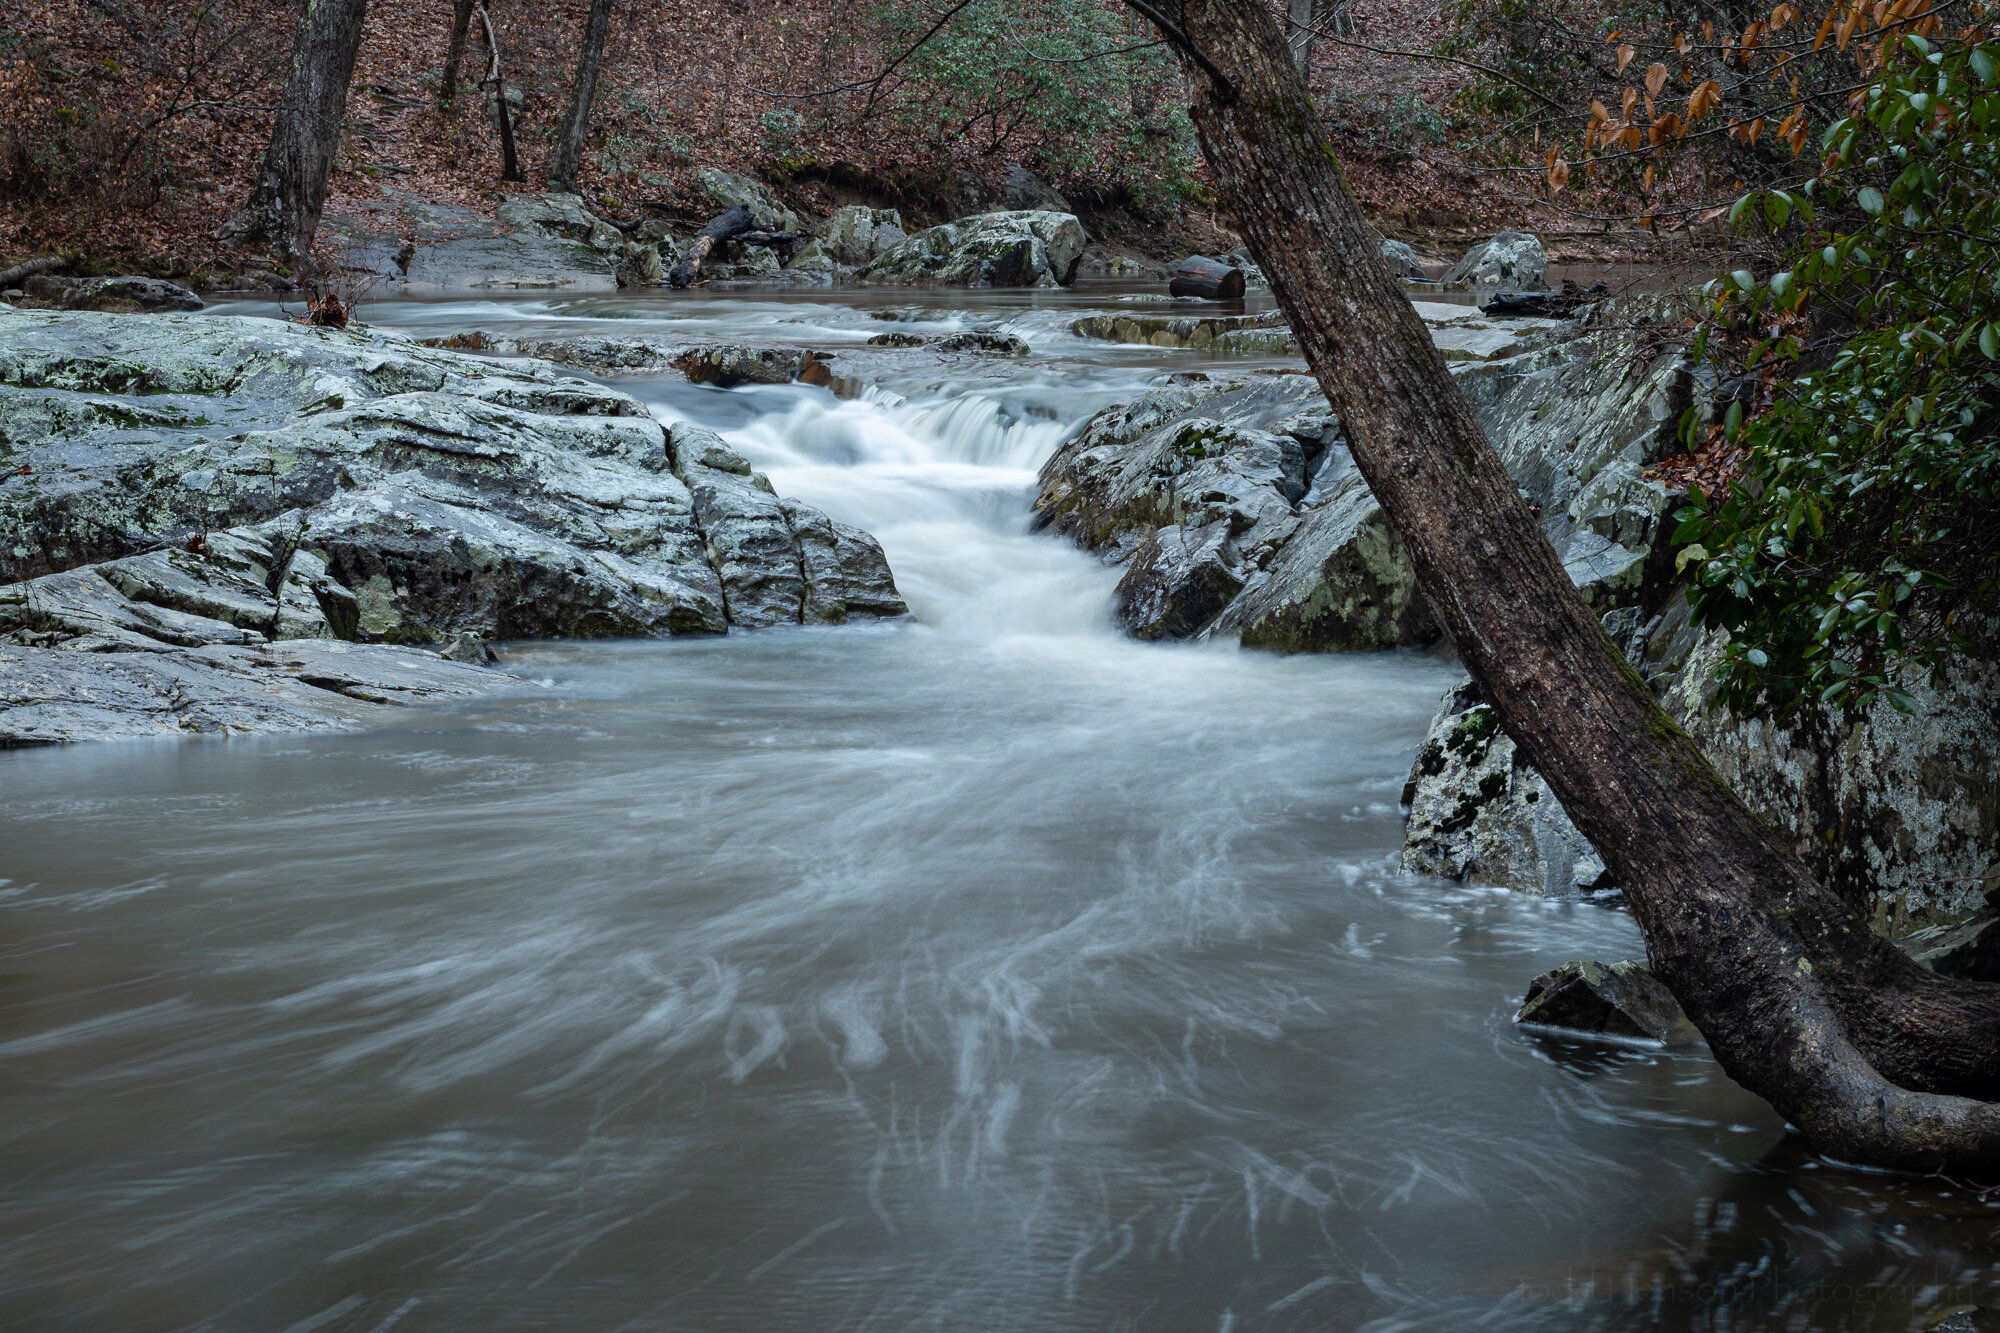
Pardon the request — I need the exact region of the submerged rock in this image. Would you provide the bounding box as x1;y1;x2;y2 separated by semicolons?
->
1515;960;1700;1045
858;210;1087;289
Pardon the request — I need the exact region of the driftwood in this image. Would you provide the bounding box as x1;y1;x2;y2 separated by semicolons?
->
1478;281;1609;319
669;205;755;289
1168;255;1246;299
0;256;68;289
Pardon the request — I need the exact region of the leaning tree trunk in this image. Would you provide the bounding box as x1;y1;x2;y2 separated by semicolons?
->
439;0;479;107
550;0;615;195
242;0;370;258
1147;0;2000;1172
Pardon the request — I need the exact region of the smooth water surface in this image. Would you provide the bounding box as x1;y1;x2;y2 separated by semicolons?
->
4;286;1995;1332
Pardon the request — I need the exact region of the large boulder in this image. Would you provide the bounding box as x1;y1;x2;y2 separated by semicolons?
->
495;192;623;252
1035;376;1434;649
787;207;909;274
1441;231;1548;291
695;168;798;233
1378;239;1429;281
19;275;203;313
999;165;1071;214
857;211;1087;288
0;308;908;742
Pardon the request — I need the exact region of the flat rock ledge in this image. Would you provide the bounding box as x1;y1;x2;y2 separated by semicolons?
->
0;308;908;743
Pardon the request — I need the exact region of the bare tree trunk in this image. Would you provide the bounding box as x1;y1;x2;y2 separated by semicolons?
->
1147;0;2000;1174
242;0;370;258
440;0;479;107
550;0;615;195
479;0;524;184
1285;0;1314;72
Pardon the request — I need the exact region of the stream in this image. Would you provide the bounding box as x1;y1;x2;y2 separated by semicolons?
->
3;284;1995;1331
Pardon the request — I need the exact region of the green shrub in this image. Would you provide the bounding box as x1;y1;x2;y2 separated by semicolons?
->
1674;36;2000;717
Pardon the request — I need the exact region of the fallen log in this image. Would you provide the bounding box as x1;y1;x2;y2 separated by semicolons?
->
669;205;755;289
0;255;70;289
1168;255;1246;299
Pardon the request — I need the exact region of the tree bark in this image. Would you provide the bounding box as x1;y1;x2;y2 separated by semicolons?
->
1149;0;2000;1173
242;0;370;259
550;0;615;195
669;205;754;288
1168;255;1246;299
478;0;523;184
1285;0;1314;72
440;0;479;107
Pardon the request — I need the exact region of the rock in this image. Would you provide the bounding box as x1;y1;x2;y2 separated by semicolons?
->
1074;250;1165;280
21;275;203;313
0;638;505;745
695;167;798;233
999;165;1071;214
495;192;623;252
1440;231;1548;291
421;332;690;372
932;331;1029;355
1071;310;1288;350
0;309;906;702
1036;375;1434;649
1379;239;1428;281
671;344;827;388
866;331;926;348
400;233;617;291
1926;1306;2000;1333
1515;960;1701;1045
1399;678;1606;895
787;206;908;274
1902;907;2000;983
1454;305;1692;609
857;210;1087;288
667;422;905;626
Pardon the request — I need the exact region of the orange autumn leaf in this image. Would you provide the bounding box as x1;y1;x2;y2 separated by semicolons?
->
1646;61;1670;98
1617;43;1638;73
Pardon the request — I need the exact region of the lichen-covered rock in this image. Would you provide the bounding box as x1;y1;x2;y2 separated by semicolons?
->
1070;310;1287;349
1036;375;1435;649
857;211;1087;289
1659;623;2000;924
787;207;908;274
695;168;799;233
21;275;204;313
1441;231;1548;291
1515;960;1701;1044
0;308;905;681
1399;679;1606;895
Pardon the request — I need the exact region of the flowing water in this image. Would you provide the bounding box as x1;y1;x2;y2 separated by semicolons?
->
3;286;1995;1332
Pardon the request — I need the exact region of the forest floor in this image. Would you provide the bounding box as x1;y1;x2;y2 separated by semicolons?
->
1;0;1736;282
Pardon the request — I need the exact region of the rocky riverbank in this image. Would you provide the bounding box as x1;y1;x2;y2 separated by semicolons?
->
1038;293;1999;951
0;308;906;743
